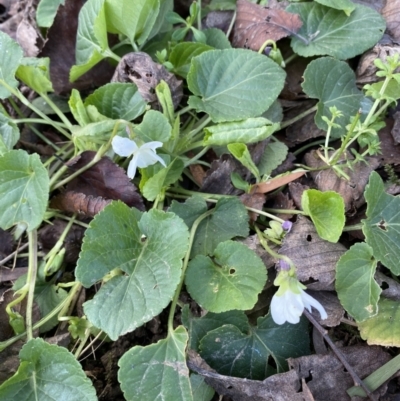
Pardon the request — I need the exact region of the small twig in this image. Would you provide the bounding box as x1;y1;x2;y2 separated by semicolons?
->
303;309;378;401
0;242;29;266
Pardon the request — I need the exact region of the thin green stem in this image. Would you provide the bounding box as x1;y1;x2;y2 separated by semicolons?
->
255;226;294;268
0;282;82;351
284;53;298;65
342;223;363;231
51;149;104;191
184;145;210;166
176;105;194;116
167;209;214;332
40;92;73;129
293;139;326;156
182;140;204;152
1;80;72;138
26;230;38;341
263;207;305;216
280;105;318;129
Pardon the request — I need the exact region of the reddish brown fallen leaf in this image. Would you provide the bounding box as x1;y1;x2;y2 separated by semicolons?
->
66;151;145;210
50;191;112;217
252;170;306;194
233;0;302;51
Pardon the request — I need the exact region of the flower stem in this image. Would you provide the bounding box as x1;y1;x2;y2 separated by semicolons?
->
167;209;214;333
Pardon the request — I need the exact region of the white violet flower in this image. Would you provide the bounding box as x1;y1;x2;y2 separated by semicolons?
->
112;136;166;179
270;270;328;325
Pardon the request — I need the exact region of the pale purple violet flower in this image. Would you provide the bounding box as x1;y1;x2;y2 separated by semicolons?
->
281;220;293;232
112;136;166;179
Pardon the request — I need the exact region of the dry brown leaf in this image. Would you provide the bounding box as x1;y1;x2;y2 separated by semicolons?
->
0;228;13;260
65;151;145;209
240;192;266;222
356;44;400;85
267;191;295;221
233;0;302;51
112;52;183;110
289;345;391;401
280;215;346;291
188;350;304;401
382;0;400;42
304;149;380;212
50;191;112;217
253;170;306;194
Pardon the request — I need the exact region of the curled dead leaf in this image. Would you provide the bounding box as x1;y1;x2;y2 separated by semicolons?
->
252;170;306;194
233;0;302;51
50;191;112;217
112;52;183;110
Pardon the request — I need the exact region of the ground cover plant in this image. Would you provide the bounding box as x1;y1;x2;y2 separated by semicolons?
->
0;0;400;400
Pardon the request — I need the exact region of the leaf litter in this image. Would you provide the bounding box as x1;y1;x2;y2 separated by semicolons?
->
0;0;400;400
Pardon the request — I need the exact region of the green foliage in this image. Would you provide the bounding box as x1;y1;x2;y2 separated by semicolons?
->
302;57;365;138
199;314;310;378
170;42;214;78
105;0;160;46
70;0;112;82
170;197;249;257
0;338;97;400
314;0;355;15
36;0;64;27
287;2;385;59
336;243;381;321
135;110;172;143
84;83;147;121
258;140;288;176
301;189;345;242
0;31;23;98
187;49;285;122
358;298;400;346
0;150;49;231
119;326;192;401
204;118;279;146
363;172;400;274
76;202;189;340
16;57;54;94
0;110;19;154
185;241;267;312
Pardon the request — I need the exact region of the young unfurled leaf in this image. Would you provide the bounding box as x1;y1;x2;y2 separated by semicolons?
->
314;0;355;16
118;326;193;401
16;57;54;94
336;243;381;322
36;0;65;27
287;3;385;59
170;42;214;79
0;338;97;400
135;110;172;143
301;189;345;243
70;0;113;82
302;57;365;138
0;31;23;99
0;150;49;231
69;89;91;126
258;140;288;176
187;49;285;123
190;374;215;401
105;0;160;46
204;118;279;146
185;240;267;313
233;0;303;51
76;202;189;340
142;157;184;201
84;83;147;121
170;197;249;257
199;314;310;379
228;143;260;181
363;172;400;275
